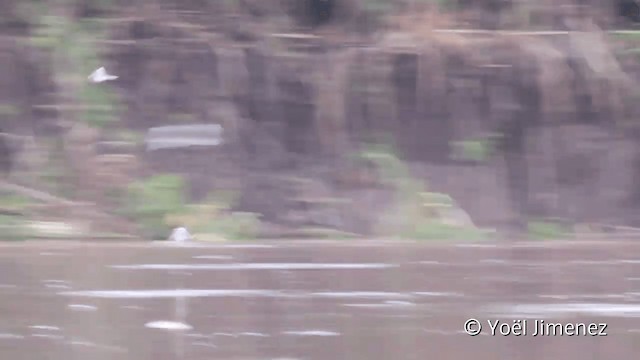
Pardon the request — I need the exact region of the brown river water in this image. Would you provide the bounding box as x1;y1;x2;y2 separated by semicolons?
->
1;239;640;359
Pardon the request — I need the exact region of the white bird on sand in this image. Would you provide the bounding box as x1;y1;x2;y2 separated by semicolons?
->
88;67;118;83
168;227;192;243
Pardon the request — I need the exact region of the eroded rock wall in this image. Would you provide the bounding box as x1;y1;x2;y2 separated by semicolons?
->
2;3;640;234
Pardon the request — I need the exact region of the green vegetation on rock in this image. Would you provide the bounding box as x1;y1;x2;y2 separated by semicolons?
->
0;215;32;241
360;143;489;240
125;174;187;240
527;219;572;240
165;194;262;241
124;175;261;241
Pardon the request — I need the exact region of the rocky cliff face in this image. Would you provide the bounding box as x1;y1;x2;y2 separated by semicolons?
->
2;2;640;236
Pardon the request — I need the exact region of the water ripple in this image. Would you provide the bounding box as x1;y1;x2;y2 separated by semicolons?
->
282;330;340;337
192;255;233;260
68;304;98;311
112;263;396;271
487;303;640;318
145;321;193;331
62;289;285;299
30;325;61;331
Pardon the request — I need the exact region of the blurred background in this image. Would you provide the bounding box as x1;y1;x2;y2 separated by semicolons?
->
2;0;640;359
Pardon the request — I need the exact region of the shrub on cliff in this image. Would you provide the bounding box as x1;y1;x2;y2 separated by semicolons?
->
164;193;262;241
124;174;187;240
360;144;489;240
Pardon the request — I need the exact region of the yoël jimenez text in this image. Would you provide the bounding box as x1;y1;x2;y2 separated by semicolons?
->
488;319;608;336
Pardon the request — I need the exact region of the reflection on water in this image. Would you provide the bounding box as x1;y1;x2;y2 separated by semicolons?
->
31;333;64;340
191;255;233;260
151;242;276;249
488;303;640;318
538;294;631;300
282;330;340;337
311;291;412;299
112;263;397;270
45;284;71;290
191;341;217;348
62;289;462;300
342;301;416;308
62;289;289;298
1;240;640;359
145;321;193;331
67;304;98;311
68;340;128;353
30;326;61;331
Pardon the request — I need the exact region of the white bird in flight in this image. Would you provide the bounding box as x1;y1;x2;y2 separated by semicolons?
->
88;67;118;83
